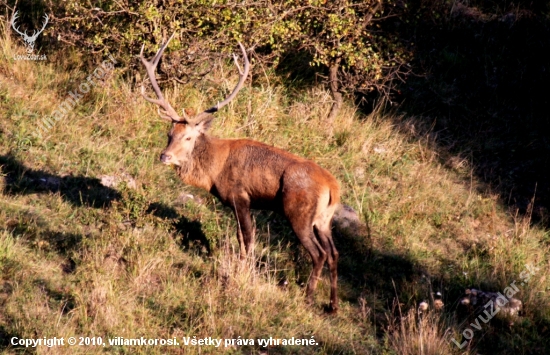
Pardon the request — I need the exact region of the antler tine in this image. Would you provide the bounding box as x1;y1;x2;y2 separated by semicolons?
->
204;42;250;114
39;14;49;32
29;13;49;40
140;32;182;122
11;11;28;37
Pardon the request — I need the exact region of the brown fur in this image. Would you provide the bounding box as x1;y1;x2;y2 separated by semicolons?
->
162;119;340;312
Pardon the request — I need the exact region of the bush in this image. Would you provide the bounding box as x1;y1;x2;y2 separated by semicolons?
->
4;0;410;124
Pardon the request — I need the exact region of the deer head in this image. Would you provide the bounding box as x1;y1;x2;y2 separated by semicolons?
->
11;11;49;54
139;33;249;167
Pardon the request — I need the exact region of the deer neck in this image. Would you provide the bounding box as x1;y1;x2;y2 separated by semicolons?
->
175;134;217;191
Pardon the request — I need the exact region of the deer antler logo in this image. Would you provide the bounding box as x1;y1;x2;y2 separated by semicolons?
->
11;11;49;54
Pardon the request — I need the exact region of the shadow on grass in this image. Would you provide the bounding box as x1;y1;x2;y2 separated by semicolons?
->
334;219;550;353
1;210;82;273
0;278;75;353
33;278;77;314
333;222;421;305
252;209;426;317
392;5;550;226
0;153;120;208
0;325;28;353
146;202;211;255
144;199;550;352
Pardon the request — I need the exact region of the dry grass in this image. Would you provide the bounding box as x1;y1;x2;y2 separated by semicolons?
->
1;18;549;354
388;307;456;355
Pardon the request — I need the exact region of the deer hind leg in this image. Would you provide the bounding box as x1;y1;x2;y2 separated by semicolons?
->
312;187;339;312
283;200;326;304
231;198;255;259
314;225;339;312
294;225;327;305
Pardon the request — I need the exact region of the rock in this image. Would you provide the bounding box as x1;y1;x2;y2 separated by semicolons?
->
176;192;204;205
100;173;136;189
459;288;522;317
332;204;362;231
418;301;429;313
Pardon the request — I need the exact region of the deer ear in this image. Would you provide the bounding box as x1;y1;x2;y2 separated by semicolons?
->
194;113;215;133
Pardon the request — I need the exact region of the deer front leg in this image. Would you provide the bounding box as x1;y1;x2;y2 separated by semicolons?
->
232;201;255;259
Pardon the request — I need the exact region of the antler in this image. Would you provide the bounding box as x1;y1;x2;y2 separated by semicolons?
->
28;14;49;41
11;12;49;40
203;42;250;114
140;34;250;124
140;33;183;122
11;11;28;38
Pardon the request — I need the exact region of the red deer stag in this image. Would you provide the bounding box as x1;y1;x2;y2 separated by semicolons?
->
139;34;340;312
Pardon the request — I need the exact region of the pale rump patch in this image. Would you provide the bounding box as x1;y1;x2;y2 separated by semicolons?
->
313;188;336;230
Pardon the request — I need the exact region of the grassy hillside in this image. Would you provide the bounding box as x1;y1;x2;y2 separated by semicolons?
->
1;21;549;355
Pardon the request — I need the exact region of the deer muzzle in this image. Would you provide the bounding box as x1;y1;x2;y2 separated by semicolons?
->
160;152;173;164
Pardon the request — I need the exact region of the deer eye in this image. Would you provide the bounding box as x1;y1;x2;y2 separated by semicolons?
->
186;137;191;141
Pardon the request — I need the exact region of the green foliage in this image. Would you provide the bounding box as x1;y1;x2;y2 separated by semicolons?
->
35;0;409;102
272;0;410;96
117;183;149;223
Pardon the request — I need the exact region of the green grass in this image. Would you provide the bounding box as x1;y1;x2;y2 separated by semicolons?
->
1;22;549;355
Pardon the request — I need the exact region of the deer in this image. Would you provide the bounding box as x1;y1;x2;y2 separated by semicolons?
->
139;34;341;312
11;11;49;54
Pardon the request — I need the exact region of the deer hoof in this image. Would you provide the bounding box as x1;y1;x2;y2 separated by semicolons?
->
323;304;338;314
